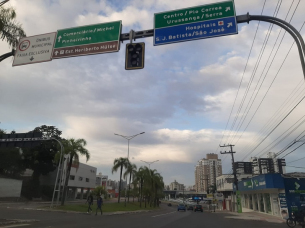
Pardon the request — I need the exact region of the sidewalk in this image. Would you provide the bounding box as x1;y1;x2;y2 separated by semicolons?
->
221;208;285;224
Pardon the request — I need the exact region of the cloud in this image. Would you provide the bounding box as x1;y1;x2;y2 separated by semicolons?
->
1;0;305;186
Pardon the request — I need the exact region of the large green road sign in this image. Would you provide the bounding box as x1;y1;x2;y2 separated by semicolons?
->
154;1;237;45
52;21;122;59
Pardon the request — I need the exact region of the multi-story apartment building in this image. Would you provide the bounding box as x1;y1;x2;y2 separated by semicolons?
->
195;153;222;193
169;180;184;191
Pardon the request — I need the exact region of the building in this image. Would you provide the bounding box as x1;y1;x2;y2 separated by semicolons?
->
96;172;108;188
169;180;184;191
216;173;253;211
237;173;305;218
40;161;97;200
251;152;286;175
195;153;222;193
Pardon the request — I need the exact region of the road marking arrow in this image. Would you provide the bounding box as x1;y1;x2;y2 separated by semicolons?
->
225;7;231;12
57;36;62;42
30;56;34;61
227;22;233;28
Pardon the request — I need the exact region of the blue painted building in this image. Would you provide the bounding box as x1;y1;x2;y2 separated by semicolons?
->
237;173;305;218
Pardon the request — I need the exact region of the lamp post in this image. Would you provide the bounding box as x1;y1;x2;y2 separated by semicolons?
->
114;131;145;206
140;160;159;169
114;132;145;159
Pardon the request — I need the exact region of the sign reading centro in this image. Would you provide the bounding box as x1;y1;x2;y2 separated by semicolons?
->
154;1;238;45
52;21;122;59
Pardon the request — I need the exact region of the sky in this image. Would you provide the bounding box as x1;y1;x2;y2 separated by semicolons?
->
1;0;305;187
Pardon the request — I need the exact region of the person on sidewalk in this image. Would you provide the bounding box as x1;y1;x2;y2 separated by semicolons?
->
87;193;93;213
95;196;103;216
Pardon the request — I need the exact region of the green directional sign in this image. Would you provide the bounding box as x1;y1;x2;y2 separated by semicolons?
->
154;1;237;46
53;21;122;59
155;1;235;29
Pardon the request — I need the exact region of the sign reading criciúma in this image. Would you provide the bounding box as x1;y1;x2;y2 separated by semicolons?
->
154;1;235;29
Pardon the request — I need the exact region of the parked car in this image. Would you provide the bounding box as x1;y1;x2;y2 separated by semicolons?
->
194;204;203;212
177;204;186;211
187;205;194;210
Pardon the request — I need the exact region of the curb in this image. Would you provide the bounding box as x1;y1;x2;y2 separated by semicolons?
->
0;219;39;226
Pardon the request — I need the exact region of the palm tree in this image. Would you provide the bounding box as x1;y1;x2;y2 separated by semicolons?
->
0;4;26;48
123;162;137;203
112;157;129;203
61;138;90;205
134;166;147;207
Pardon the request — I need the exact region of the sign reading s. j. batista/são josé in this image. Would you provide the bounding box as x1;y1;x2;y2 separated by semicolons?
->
154;1;238;46
52;21;122;59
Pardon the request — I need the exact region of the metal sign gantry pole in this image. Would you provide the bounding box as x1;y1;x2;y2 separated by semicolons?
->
50;138;65;208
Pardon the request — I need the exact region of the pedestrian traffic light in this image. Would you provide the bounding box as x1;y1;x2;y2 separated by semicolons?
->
125;42;145;70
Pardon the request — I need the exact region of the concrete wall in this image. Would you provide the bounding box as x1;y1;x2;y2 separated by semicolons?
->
0;178;22;197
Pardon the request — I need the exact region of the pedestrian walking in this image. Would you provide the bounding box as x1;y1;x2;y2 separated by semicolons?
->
95;196;103;215
87;193;93;213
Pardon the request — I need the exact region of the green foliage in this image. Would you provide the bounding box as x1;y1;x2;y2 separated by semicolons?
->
0;5;26;48
0;147;26;177
61;138;90;205
112;157;129;203
22;125;63;197
93;186;108;199
134;166;164;208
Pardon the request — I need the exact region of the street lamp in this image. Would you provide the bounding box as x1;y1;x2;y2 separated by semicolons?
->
140;160;159;169
114;132;145;206
114;132;145;159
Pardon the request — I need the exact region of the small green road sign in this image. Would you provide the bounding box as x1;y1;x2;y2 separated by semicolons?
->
53;21;122;59
154;1;237;45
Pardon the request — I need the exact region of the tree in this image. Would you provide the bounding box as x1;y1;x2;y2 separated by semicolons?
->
209;184;216;194
93;186;108;199
0;4;26;48
134;166;150;208
61;138;90;205
123;162;137;203
134;166;164;208
0;147;26;177
112;157;129;203
21;125;62;198
0;128;26;177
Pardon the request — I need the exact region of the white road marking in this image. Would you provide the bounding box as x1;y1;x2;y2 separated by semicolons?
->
152;211;177;217
1;224;30;228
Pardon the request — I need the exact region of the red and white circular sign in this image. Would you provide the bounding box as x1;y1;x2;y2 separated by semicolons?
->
18;40;30;51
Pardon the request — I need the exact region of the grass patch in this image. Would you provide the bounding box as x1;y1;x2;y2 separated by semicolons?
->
53;202;159;213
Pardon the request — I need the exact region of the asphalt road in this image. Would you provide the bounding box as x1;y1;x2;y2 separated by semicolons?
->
0;205;285;228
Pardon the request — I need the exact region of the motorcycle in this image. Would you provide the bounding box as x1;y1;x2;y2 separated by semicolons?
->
286;211;305;228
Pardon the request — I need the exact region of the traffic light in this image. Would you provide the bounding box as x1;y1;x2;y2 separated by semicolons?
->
125;42;145;70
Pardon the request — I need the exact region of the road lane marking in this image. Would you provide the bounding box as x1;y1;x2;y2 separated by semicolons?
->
152;211;177;217
1;224;30;228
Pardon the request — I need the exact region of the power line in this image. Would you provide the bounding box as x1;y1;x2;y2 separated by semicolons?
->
224;0;282;145
230;0;301;145
237;19;305;160
217;0;267;153
281;141;305;158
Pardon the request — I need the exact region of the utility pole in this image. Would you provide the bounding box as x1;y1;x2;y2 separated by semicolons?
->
220;144;241;213
201;175;209;194
220;144;238;191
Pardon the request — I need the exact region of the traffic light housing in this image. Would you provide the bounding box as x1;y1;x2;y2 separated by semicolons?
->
125;42;145;70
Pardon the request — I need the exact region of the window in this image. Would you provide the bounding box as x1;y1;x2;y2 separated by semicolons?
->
86;178;89;182
69;175;75;180
79;177;83;181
